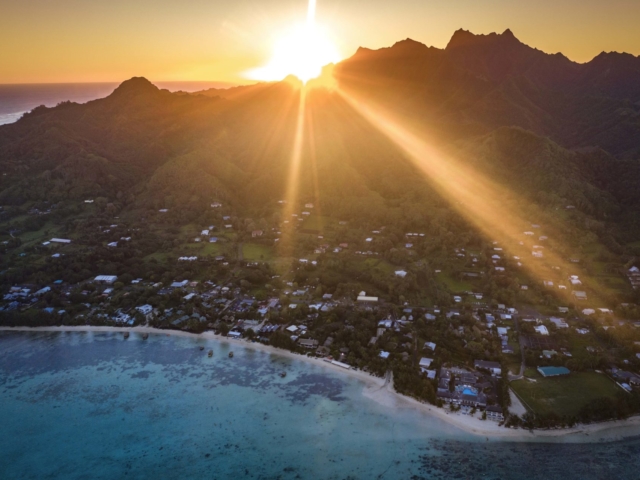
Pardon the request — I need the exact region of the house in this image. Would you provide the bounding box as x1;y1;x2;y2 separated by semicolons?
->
486;405;504;421
474;360;501;376
251;230;263;238
50;238;71;244
550;317;569;329
170;280;189;288
286;325;299;333
94;275;118;284
395;270;407;278
34;286;51;296
107;242;118;247
357;295;378;303
379;351;390;359
136;304;153;315
424;342;436;352
534;325;549;336
572;291;588;301
228;331;242;338
419;357;434;372
211;202;222;208
298;338;319;349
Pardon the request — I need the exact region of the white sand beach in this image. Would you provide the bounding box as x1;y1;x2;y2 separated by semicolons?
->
2;325;640;443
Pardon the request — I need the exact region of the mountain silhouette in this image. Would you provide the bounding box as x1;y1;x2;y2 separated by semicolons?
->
0;28;639;242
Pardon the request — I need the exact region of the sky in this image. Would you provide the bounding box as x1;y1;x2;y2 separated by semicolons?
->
1;0;640;84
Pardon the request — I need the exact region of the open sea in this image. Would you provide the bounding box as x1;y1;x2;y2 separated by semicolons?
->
1;331;639;480
0;82;234;126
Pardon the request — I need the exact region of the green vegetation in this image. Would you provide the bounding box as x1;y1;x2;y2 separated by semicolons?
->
511;372;619;417
243;243;274;261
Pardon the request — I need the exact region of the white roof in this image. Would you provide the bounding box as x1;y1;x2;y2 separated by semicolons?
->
534;325;549;335
94;275;117;282
419;357;433;368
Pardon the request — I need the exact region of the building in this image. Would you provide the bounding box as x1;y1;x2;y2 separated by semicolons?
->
486;405;504;421
298;339;319;349
474;360;501;376
94;275;117;284
50;238;71;244
534;325;549;336
251;230;263;238
419;357;434;372
357;295;379;303
537;366;570;377
572;291;588;301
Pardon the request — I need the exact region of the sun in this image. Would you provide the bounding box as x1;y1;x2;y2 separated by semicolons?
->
247;1;341;83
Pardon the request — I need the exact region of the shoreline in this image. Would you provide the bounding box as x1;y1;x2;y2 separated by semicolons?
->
2;325;640;443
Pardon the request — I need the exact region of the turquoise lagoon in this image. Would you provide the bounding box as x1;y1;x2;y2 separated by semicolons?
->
1;331;639;479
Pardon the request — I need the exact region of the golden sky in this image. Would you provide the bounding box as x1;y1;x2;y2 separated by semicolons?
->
1;0;639;84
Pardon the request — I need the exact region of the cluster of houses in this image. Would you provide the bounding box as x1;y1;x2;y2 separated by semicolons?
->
627;266;640;290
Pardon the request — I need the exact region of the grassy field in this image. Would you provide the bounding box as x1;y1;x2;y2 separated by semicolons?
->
364;258;395;275
301;215;331;232
438;273;474;293
243;243;274;261
511;371;619;417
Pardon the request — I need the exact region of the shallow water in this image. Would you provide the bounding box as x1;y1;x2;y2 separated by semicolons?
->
1;331;639;479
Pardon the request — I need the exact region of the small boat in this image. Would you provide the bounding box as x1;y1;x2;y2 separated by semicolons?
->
228;352;234;358
280;372;287;378
123;332;129;339
208;350;213;357
199;346;205;351
142;333;149;340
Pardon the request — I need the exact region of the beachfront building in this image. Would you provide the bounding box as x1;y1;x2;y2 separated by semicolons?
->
437;367;489;408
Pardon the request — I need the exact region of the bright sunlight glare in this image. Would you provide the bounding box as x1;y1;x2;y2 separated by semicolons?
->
246;0;341;83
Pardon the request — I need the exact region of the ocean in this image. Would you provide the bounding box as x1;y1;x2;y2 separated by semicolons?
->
0;82;233;126
1;331;639;479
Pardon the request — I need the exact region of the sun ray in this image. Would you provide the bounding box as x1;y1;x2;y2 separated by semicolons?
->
335;86;617;305
277;87;308;255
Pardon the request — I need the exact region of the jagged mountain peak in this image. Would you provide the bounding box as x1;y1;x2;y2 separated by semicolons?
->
446;28;523;50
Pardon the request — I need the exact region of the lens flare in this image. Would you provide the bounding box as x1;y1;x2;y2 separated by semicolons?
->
246;1;340;83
